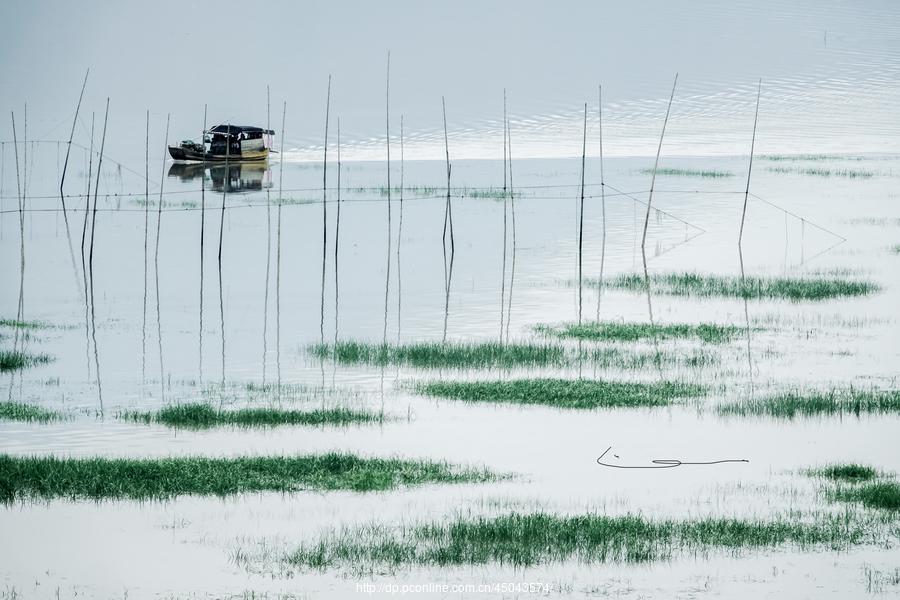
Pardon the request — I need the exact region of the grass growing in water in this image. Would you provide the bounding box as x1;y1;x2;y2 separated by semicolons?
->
536;321;740;344
0;319;49;329
639;168;733;178
416;378;704;409
718;390;900;418
0;402;60;423
832;482;900;511
604;272;878;301
810;464;879;483
287;512;864;571
312;341;566;369
121;403;380;429
767;166;875;178
0;453;500;502
0;350;52;372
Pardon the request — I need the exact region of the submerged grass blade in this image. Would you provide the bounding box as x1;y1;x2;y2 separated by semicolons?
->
0;402;61;423
0;350;53;372
120;403;380;429
416;378;704;409
287;511;865;571
603;272;878;301
0;453;502;502
312;341;566;369
831;482;900;511
718;390;900;418
536;321;740;344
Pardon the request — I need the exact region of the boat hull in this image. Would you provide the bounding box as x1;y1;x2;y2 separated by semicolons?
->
168;146;269;162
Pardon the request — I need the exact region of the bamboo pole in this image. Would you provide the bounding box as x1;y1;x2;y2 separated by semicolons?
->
500;90;508;342
199;104;207;385
505;111;516;343
577;102;587;325
383;54;392;345
596;84;607;320
739;80;762;246
81;113;94;259
88;99;110;278
396;114;404;345
642;74;677;249
59;69;89;227
263;88;270;383
321;75;331;344
441;96;455;254
141;109;149;391
154;112;169;401
334;118;341;344
277;101;285;389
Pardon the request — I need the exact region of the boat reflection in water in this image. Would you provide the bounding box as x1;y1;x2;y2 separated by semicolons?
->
167;162;272;194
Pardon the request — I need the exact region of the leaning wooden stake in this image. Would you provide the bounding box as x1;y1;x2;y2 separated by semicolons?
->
596;84;607;320
441;97;454;254
59;69;89;227
500;90;508;342
81;113;94;258
88;99;110;278
334;118;342;343
577;102;587;324
383;54;392;345
505;112;516;343
642;74;677;249
321;75;331;344
739;79;762;246
396;114;404;344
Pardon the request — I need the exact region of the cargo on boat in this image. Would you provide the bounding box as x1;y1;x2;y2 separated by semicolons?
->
168;124;275;162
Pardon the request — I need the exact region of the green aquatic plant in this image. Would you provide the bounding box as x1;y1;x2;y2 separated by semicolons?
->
0;453;501;502
536;321;741;344
718;390;900;418
639;168;733;178
0;402;61;423
312;341;567;369
810;464;879;483
761;154;866;162
0;319;50;329
604;272;878;301
832;482;900;512
416;378;704;409
0;350;52;373
121;403;380;429
767;166;876;178
287;511;865;571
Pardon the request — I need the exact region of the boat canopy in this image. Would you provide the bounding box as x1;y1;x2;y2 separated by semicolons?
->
207;124;275;136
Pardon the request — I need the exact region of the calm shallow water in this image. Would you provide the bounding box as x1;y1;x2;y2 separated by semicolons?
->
3;1;900;597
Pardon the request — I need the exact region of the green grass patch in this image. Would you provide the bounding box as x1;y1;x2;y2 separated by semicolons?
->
0;453;500;502
121;403;380;429
536;321;741;344
287;512;864;571
832;482;900;511
0;319;50;329
416;378;704;409
761;154;866;162
312;341;566;369
718;390;900;418
767;166;876;178
810;464;879;483
0;402;60;423
604;272;878;301
0;350;52;372
640;168;733;178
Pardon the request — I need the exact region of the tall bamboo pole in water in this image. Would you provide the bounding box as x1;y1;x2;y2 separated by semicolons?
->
577;103;587;325
321;75;331;344
276;102;285;389
81;113;94;259
500;89;508;342
89;100;110;279
505;111;516;343
262;89;270;383
383;54;392;345
441;96;454;254
642;74;677;249
141;110;149;392
396;115;403;345
334;118;341;343
596;85;607;320
60;70;89;230
154;113;169;401
199;104;207;385
739;80;762;246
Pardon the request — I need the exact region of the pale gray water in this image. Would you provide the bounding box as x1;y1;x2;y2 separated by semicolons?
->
2;1;900;598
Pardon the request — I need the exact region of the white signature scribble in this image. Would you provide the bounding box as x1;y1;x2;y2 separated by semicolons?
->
596;446;749;469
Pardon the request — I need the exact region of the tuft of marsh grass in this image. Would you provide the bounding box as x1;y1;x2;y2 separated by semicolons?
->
0;453;501;502
639;168;733;178
0;319;49;329
313;341;716;371
536;321;740;344
810;464;879;483
120;403;380;429
312;341;566;369
767;166;875;178
718;390;900;418
287;512;864;571
416;378;704;409
0;350;52;373
761;154;866;162
891;244;900;254
604;272;878;301
0;402;61;423
832;482;900;512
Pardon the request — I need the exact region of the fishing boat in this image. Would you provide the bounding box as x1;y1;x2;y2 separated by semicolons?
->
168;124;275;162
